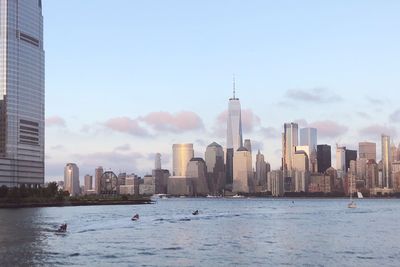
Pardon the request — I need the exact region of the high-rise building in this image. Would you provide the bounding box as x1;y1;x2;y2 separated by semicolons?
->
233;147;252;193
95;166;103;194
336;146;346;177
300;128;317;151
155;153;162;170
172;144;194;176
282;123;299;171
226;79;243;185
382;135;392;188
317;144;331;173
0;0;45;187
345;149;357;171
186;158;209;195
255;150;267;187
244;139;252;154
359;142;376;161
84;175;93;193
64;163;80;196
205;142;225;194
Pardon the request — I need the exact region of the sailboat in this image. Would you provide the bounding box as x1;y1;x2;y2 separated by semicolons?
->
357;191;364;199
348;177;357;209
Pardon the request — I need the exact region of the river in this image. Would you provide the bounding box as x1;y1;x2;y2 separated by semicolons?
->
0;198;399;266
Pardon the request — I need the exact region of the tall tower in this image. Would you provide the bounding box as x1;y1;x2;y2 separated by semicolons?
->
172;144;194;176
64;163;80;196
0;0;45;187
155;153;162;170
226;76;243;185
382;135;392;188
282;123;299;172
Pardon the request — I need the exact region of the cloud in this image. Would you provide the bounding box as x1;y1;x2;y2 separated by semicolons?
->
285;88;342;103
366;96;384;106
251;140;264;151
114;144;131;151
389;109;400;122
356;111;371;119
103;117;149;137
50;145;65;150
359;124;397;138
241;109;261;133
46;116;66;127
140;111;204;133
308;120;348;138
260;127;280;138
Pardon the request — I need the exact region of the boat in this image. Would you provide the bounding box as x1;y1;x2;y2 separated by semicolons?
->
348;178;357;209
192;210;199;216
56;224;67;233
131;214;140;221
232;194;244;198
206;195;221;198
357;191;364;199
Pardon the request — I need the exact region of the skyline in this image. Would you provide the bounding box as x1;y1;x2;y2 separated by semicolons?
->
44;1;400;180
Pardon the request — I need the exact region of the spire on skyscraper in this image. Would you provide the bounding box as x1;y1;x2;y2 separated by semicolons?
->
233;74;236;99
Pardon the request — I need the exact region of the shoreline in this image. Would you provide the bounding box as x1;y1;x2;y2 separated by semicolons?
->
0;198;154;209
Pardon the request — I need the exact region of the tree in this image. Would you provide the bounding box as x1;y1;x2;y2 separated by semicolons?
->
0;185;8;198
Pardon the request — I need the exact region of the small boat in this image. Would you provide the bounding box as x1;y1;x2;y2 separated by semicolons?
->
56;224;67;233
192;210;199;216
357;192;364;199
348;201;357;209
232;194;244;198
131;214;140;221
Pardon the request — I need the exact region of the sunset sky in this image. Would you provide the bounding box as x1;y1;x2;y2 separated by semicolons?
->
44;0;400;181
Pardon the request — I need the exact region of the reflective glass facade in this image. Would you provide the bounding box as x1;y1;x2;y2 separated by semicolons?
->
0;0;44;187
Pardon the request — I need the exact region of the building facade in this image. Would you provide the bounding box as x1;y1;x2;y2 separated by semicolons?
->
64;163;79;196
317;144;331;173
0;0;45;187
172;143;194;176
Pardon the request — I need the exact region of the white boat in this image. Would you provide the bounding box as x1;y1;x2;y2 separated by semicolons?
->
357;192;364;199
206;195;221;198
232;194;244;198
348;178;357;209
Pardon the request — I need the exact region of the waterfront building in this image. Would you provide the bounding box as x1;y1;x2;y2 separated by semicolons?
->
0;0;45;187
186;158;209;195
205;142;225;194
382;135;392;188
152;169;170;194
233;147;252;193
336;146;346;178
167;176;194;196
359;142;376;161
139;175;155;195
155;153;162;170
95;166;104;194
366;160;379;189
117;172;127;186
226;79;243;185
64;163;80;196
172;144;194;176
294;170;307;192
308;174;331;193
317;144;331;173
255;150;267;187
282;123;299;172
300;128;317;151
84;175;93;193
345;149;357;171
268;170;284;197
293;150;309;172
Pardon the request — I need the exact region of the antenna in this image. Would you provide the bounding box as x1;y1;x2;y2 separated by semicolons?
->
232;73;236;99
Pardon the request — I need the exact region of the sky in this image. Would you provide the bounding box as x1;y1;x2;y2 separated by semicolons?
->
44;0;400;181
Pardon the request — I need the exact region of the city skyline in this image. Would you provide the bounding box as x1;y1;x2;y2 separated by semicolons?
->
44;1;400;180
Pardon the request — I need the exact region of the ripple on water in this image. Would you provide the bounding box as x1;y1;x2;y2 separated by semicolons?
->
163;247;183;251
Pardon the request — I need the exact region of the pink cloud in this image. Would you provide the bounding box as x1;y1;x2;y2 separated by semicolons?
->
104;117;149;136
359;124;397;138
308;120;348;138
46;116;66;127
140;111;204;133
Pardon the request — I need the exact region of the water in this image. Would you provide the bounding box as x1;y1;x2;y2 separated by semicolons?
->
1;198;400;266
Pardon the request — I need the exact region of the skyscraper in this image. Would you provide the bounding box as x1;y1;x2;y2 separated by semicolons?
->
255;150;267;187
64;163;80;196
336;146;346;177
359;142;376;161
382;135;392;188
282;123;299;172
95;166;104;194
317;144;331;173
300;128;317;151
233;147;252;193
84;175;93;193
172;144;194;176
345;149;357;171
205;142;225;194
155;153;162;170
226;78;243;185
0;0;45;187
